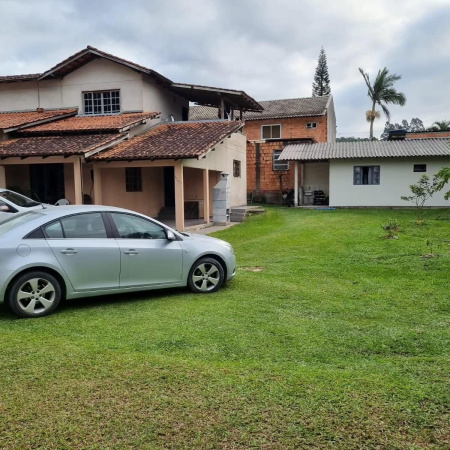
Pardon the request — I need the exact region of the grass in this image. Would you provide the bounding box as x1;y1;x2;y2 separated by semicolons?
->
0;207;449;449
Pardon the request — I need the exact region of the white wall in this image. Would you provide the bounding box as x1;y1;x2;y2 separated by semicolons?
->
326;96;336;143
329;157;450;207
0;58;187;118
303;162;329;194
142;75;188;121
183;132;247;207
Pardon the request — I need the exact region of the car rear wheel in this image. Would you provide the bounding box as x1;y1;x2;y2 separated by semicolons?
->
8;271;61;318
188;257;225;293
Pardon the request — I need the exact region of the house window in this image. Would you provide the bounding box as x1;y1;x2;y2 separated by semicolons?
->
354;166;380;185
84;90;120;115
126;168;142;192
273;150;289;171
306;122;317;129
261;124;281;140
233;160;241;177
414;164;427;172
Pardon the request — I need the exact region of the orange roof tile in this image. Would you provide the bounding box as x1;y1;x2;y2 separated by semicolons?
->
0;109;77;131
19;112;160;134
0;134;124;158
91;120;244;161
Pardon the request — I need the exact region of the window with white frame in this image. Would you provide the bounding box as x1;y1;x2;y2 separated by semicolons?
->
306;122;317;129
273;150;289;171
354;166;380;185
261;124;281;140
84;90;120;115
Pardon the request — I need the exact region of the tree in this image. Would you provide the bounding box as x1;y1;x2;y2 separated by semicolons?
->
436;167;450;200
380;118;425;140
401;175;440;224
359;67;406;140
312;47;331;97
430;120;450;131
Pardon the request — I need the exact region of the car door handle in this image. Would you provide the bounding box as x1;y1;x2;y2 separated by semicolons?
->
61;248;78;255
124;249;139;255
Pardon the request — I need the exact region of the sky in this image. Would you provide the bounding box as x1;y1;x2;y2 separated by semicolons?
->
1;0;449;139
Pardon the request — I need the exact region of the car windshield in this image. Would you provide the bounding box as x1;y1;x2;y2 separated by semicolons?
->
0;190;40;208
0;211;43;236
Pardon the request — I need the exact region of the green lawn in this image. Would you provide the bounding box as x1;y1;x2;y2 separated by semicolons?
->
1;207;449;449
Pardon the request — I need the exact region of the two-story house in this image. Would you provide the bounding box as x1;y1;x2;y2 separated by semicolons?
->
0;46;262;230
190;96;336;203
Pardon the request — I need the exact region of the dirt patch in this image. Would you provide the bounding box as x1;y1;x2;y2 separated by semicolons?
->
239;267;265;272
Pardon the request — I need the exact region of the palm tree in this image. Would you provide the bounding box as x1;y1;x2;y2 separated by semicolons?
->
359;67;406;140
431;120;450;131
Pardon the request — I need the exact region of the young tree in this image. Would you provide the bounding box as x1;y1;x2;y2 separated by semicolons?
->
436;167;450;200
359;67;406;140
312;47;331;97
401;175;440;223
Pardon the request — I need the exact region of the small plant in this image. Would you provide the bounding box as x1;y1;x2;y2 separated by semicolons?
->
381;218;400;239
401;175;440;224
423;239;440;258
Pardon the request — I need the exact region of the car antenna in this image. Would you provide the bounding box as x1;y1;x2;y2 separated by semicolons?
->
32;192;46;209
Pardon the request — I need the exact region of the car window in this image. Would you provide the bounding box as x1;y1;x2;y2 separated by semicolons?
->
111;213;167;239
43;221;64;239
0;190;40;208
61;213;107;239
0;211;43;236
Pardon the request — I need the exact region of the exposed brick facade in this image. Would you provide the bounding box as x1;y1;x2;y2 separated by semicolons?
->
245;115;329;203
406;131;450;139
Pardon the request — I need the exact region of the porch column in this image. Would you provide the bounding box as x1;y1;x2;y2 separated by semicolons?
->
203;169;210;224
0;166;6;188
93;166;102;205
174;162;185;231
73;157;83;205
294;161;299;207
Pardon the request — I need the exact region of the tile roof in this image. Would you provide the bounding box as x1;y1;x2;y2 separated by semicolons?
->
189;96;331;121
0;73;41;83
91;120;244;161
279;139;450;161
0;134;124;158
19;112;160;134
0;108;77;131
38;46;172;85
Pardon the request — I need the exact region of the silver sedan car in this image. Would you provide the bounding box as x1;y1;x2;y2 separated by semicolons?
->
0;206;236;318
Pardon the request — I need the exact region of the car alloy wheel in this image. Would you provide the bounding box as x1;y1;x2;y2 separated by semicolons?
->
188;257;224;293
8;271;61;318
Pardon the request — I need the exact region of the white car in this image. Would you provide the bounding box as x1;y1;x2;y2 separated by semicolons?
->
0;189;47;220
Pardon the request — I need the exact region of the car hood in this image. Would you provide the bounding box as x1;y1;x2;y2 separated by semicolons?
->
180;232;232;247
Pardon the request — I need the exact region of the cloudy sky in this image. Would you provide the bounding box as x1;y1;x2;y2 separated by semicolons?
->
1;0;449;138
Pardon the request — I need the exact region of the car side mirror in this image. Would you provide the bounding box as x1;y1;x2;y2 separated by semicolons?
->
166;230;176;241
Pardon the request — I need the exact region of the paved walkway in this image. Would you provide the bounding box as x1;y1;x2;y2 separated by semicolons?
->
185;222;240;235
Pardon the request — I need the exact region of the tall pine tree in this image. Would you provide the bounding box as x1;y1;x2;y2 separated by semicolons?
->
312;47;331;97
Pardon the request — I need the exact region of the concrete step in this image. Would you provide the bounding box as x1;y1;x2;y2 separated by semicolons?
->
230;212;246;222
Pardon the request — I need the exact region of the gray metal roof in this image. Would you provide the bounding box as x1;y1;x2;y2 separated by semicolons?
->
279;139;450;161
189;96;330;121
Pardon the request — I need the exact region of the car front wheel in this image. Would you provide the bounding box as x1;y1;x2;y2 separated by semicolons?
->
188;257;225;293
8;271;61;318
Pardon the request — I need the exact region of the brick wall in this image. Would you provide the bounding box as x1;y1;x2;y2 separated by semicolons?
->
244;115;328;141
405;131;450;139
245;115;328;202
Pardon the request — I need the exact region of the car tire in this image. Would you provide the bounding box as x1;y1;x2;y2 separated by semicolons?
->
8;271;61;318
188;257;225;294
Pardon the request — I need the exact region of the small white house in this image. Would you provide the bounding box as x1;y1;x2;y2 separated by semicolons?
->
280;138;450;207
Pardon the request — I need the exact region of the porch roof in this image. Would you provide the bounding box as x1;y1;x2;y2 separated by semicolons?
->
279;138;450;161
90;120;244;161
0;108;78;132
0;133;125;158
18;112;160;135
